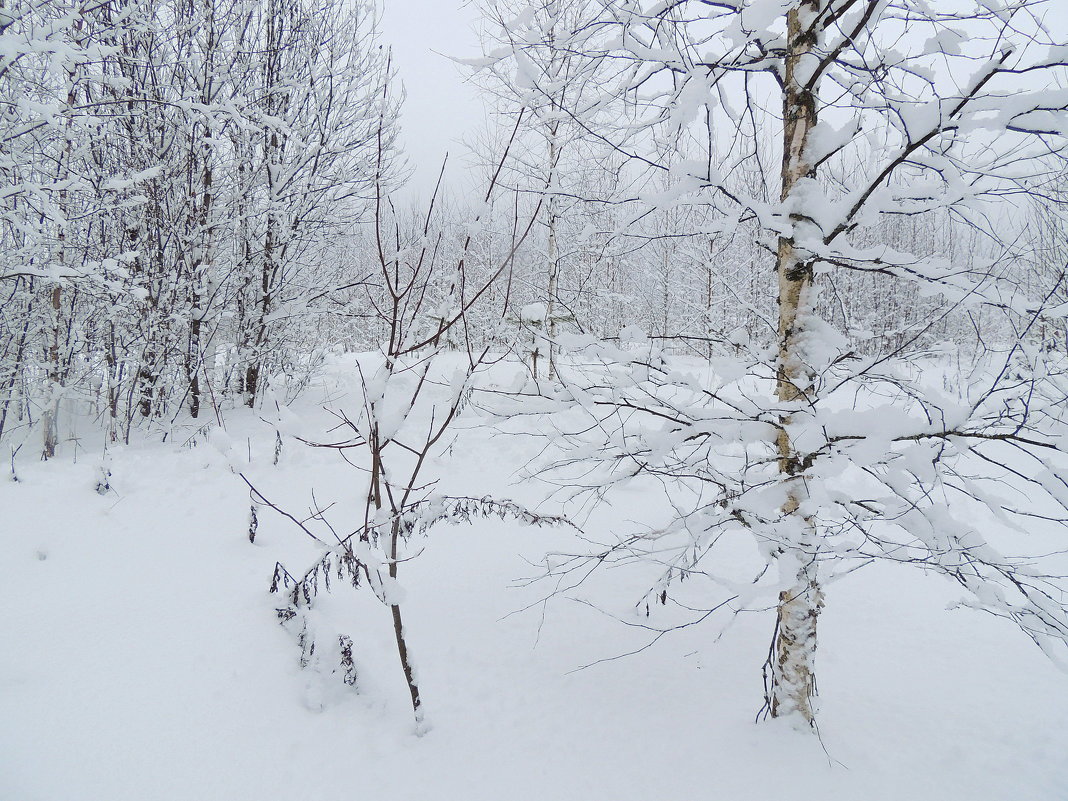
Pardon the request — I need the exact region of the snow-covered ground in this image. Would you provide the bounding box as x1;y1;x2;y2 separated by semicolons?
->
3;357;1067;801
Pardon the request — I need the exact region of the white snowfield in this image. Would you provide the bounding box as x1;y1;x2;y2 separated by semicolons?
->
2;357;1067;801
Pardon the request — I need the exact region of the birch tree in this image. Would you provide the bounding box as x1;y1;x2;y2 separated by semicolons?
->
501;0;1068;726
475;0;622;377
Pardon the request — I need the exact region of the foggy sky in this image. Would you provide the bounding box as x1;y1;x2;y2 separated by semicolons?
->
382;0;487;203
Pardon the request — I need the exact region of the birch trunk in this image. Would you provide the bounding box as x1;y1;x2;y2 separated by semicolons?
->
42;18;83;460
546;177;559;381
544;2;562;381
768;0;825;726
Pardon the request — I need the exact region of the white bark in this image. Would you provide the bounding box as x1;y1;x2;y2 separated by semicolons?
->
769;0;823;726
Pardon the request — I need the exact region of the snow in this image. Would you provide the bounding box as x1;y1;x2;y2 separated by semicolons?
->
2;358;1068;800
520;302;547;325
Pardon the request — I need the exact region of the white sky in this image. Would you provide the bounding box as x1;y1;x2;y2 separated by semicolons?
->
381;0;488;203
380;1;1068;204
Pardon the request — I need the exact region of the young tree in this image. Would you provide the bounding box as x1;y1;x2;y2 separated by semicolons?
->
474;0;621;377
501;0;1068;725
248;115;565;728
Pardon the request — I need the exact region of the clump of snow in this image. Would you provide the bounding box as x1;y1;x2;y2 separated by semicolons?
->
521;302;547;326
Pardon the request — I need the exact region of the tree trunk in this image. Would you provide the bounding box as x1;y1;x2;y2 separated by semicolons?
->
544;9;562;381
370;435;424;727
0;290;33;443
389;517;423;726
39;285;62;459
768;0;824;726
247;0;286;408
546;185;559;380
187;0;217;420
545;123;560;380
42;25;83;461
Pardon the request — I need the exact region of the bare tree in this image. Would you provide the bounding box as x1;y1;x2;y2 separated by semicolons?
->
247;115;568;728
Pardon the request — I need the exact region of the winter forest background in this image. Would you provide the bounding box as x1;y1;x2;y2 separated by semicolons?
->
3;0;1068;798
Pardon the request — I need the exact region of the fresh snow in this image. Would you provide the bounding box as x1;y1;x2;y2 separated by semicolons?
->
2;359;1067;801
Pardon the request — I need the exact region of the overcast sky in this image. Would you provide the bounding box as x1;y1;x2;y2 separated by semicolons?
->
380;1;1068;203
381;0;488;202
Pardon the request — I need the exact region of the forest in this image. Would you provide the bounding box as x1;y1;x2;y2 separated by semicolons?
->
3;0;1068;798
